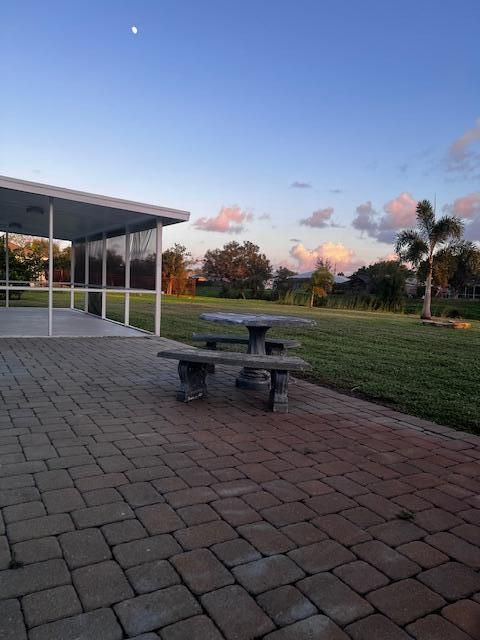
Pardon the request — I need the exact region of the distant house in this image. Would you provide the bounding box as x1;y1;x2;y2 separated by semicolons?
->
288;270;420;297
345;272;371;293
288;271;350;287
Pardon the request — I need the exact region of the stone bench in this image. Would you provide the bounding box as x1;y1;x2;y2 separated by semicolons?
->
158;347;309;413
191;333;301;355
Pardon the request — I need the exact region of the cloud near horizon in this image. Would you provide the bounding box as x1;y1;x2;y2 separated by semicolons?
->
291;181;312;189
447;117;480;178
289;241;357;273
352;192;417;244
378;251;399;262
300;207;338;228
194;205;253;233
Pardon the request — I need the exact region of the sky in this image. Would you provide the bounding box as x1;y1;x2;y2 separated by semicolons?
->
1;0;480;274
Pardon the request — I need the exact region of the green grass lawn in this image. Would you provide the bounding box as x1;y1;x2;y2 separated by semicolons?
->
6;291;480;433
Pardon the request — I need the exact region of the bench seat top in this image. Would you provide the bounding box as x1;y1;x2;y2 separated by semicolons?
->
191;333;301;348
158;347;309;371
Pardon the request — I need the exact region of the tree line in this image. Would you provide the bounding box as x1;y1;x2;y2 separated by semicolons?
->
164;226;480;318
3;209;480;319
0;237;70;283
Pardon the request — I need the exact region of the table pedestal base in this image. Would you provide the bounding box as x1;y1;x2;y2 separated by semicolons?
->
236;368;270;390
235;325;271;390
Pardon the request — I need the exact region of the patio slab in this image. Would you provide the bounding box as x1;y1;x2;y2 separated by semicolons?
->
0;336;479;639
0;308;145;337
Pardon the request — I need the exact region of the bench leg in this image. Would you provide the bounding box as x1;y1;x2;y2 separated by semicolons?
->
269;370;289;413
177;361;208;402
205;341;216;373
266;345;286;356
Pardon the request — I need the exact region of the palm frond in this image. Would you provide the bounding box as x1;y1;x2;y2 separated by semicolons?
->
395;229;429;265
416;200;435;238
441;239;475;257
432;215;464;245
395;229;422;249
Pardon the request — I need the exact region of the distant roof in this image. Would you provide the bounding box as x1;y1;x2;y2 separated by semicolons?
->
289;271;350;284
0;175;190;241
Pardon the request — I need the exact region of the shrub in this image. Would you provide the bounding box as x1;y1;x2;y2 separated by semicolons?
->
445;308;462;319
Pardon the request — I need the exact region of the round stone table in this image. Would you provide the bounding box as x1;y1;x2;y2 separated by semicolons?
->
200;312;316;390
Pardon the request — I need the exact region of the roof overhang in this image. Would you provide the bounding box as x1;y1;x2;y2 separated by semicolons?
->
0;175;190;241
288;271;351;284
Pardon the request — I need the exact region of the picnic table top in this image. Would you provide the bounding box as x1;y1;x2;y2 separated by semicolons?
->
200;312;316;328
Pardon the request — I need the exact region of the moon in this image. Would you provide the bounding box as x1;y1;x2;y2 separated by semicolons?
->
131;25;138;35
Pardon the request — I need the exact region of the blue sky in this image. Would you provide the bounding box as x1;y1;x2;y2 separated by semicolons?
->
2;0;480;273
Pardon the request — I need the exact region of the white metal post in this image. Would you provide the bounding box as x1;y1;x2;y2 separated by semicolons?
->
84;237;89;312
70;241;75;309
124;229;130;326
48;198;54;336
101;232;107;319
154;221;163;336
5;230;9;308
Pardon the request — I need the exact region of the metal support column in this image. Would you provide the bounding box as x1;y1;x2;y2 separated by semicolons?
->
124;229;130;326
84;237;89;312
154;221;163;336
5;230;9;308
101;233;107;319
48;198;54;336
70;242;75;309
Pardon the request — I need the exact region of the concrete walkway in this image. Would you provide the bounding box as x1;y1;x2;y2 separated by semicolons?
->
0;337;479;639
0;308;145;337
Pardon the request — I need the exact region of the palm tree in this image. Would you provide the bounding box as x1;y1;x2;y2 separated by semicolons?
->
395;200;464;320
304;265;334;308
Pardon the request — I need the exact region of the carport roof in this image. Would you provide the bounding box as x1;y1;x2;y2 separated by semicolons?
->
0;175;190;241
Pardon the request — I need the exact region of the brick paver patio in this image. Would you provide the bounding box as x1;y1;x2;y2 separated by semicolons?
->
1;336;479;639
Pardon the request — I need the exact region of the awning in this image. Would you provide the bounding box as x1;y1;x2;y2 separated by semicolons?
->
0;175;190;240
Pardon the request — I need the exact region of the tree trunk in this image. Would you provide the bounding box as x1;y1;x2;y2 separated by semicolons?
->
310;291;314;308
421;262;433;320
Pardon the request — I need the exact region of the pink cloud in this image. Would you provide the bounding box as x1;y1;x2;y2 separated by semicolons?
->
450;118;480;159
444;192;480;242
378;252;399;262
381;192;417;229
447;192;480;219
447;118;480;177
194;206;253;233
289;241;357;273
300;207;335;228
352;193;417;244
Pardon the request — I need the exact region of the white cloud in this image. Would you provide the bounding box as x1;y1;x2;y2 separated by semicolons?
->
289;241;357;273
